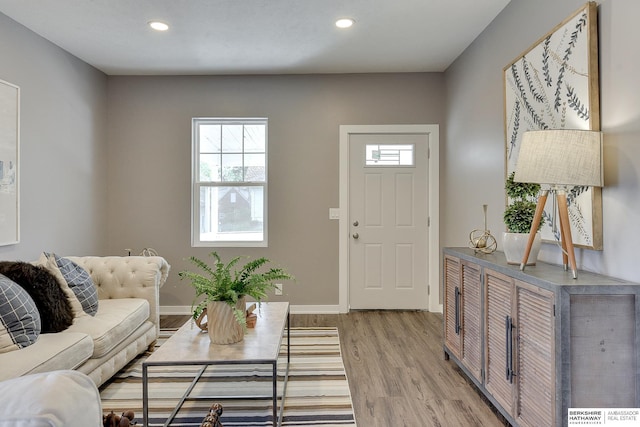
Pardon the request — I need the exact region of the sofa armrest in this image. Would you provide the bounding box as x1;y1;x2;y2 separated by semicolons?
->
0;370;102;427
66;256;170;333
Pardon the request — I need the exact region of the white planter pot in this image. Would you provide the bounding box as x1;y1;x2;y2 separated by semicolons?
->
502;232;541;265
206;297;246;344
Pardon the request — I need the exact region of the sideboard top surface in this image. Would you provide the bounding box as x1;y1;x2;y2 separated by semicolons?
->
444;247;635;292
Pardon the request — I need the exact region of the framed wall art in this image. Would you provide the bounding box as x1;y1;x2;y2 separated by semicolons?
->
504;2;601;249
0;79;19;246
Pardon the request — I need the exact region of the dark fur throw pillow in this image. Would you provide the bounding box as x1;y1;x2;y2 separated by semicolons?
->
0;261;73;333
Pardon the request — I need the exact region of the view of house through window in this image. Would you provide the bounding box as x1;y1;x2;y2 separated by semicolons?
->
192;118;267;246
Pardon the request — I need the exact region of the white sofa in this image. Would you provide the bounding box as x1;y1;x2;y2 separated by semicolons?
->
0;370;102;426
0;256;170;387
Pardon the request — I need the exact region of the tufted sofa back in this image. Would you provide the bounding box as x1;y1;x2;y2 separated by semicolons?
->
66;256;170;333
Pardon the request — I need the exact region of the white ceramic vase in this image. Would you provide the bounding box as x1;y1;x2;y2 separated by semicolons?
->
206;297;246;344
502;232;541;265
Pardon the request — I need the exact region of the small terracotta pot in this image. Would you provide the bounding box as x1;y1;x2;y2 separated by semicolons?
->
246;313;257;328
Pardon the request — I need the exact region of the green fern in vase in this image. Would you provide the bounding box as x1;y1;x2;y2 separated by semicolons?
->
178;251;294;327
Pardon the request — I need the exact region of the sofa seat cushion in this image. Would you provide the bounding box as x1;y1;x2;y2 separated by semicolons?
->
65;298;149;358
0;332;93;382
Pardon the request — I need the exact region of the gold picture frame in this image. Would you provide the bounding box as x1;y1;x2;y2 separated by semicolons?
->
504;2;601;250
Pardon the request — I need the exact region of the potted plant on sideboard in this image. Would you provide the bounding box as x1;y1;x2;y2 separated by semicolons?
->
502;171;545;265
179;251;293;344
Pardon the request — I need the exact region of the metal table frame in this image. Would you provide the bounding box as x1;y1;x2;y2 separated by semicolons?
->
142;305;290;427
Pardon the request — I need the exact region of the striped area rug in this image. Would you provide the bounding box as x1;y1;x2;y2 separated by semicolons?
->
100;327;357;427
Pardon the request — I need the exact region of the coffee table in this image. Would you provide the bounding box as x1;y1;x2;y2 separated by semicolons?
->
142;302;290;427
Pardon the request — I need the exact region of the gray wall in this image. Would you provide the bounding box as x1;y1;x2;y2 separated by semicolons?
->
106;74;445;308
0;13;108;262
444;0;640;282
3;0;638;309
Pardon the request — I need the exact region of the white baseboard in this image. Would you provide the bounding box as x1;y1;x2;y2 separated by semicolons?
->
290;305;342;314
160;306;192;316
159;304;443;315
160;304;343;316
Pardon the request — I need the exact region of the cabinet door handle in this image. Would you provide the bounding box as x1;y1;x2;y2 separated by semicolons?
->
455;286;461;335
505;315;510;381
505;315;515;384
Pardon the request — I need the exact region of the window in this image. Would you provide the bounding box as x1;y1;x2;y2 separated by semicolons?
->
191;118;267;247
365;144;415;166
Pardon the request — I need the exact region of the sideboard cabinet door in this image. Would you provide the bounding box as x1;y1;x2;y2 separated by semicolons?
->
514;280;555;427
484;269;515;414
443;256;483;381
444;255;462;359
460;260;482;380
484;269;555;426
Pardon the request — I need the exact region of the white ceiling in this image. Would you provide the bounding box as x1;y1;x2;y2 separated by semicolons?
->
0;0;511;76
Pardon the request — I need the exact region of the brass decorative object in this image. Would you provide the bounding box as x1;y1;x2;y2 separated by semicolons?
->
469;204;497;254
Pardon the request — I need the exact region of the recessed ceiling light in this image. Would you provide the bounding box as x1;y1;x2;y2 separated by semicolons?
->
149;21;169;31
335;18;355;29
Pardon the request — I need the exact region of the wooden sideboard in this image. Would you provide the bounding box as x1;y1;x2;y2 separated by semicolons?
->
443;247;640;427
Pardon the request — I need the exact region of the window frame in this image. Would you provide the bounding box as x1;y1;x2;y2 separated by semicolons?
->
191;117;268;248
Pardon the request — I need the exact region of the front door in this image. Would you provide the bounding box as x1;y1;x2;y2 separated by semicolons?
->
348;132;429;309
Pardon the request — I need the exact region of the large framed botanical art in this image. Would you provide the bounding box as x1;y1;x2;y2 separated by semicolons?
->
504;2;601;250
0;79;19;246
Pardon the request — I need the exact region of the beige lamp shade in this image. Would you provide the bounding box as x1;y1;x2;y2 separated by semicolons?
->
514;129;603;187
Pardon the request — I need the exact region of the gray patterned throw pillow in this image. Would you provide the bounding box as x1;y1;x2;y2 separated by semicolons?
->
48;253;99;316
0;274;41;353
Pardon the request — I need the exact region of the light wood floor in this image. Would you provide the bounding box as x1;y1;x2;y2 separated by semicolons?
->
160;311;508;427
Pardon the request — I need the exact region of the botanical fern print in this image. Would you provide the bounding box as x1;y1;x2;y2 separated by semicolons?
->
542;36;552;87
523;59;545;103
507;100;520;161
567;85;589;120
509;65;547;129
504;3;600;249
554;10;588;113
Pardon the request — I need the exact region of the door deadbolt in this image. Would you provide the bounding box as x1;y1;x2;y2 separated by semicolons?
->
353;220;359;227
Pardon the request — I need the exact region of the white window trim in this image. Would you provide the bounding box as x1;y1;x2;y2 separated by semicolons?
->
191;117;268;248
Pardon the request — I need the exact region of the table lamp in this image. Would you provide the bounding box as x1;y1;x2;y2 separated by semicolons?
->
513;129;603;278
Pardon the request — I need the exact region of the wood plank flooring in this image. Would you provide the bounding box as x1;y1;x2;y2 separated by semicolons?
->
160;311;509;427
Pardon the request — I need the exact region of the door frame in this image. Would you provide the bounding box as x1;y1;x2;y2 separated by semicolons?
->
338;124;441;313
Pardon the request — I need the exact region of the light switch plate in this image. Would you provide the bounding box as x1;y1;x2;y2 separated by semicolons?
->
329;208;340;220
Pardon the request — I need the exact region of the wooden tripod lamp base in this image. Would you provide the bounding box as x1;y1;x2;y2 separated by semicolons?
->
520;189;578;279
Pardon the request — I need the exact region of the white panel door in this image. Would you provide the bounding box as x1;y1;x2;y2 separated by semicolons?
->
348;133;429;309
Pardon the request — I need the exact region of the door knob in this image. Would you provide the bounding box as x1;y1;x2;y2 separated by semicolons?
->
352;233;359;239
